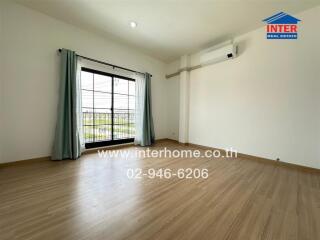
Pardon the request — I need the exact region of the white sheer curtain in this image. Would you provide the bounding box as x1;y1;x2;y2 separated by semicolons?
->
76;58;85;152
134;73;145;145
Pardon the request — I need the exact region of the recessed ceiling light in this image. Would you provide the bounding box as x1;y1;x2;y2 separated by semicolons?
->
130;21;137;28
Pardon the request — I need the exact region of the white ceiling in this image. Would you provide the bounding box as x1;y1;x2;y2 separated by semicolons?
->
15;0;320;62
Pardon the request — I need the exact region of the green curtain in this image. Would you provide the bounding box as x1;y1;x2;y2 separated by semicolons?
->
141;73;155;146
52;49;81;160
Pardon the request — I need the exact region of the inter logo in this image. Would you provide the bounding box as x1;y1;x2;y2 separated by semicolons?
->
263;12;301;40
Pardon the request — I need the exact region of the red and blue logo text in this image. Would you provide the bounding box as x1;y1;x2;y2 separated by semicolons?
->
263;12;301;40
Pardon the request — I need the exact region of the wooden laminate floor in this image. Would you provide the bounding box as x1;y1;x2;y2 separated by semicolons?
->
1;140;320;240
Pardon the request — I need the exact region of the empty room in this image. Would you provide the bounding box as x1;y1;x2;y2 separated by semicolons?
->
1;0;320;239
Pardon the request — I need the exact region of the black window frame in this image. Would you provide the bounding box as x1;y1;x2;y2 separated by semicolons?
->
81;67;135;149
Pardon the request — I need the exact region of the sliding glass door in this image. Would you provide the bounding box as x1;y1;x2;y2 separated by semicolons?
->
81;67;135;148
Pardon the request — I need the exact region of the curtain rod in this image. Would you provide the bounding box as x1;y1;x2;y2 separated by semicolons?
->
58;49;151;77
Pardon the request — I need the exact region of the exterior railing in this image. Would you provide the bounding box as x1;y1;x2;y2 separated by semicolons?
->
83;111;135;142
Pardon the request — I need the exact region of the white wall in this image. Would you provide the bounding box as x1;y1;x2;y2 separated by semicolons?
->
187;6;320;169
165;75;180;141
165;60;180;141
1;1;168;163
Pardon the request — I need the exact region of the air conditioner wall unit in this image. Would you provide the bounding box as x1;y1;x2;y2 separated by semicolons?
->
200;43;237;66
